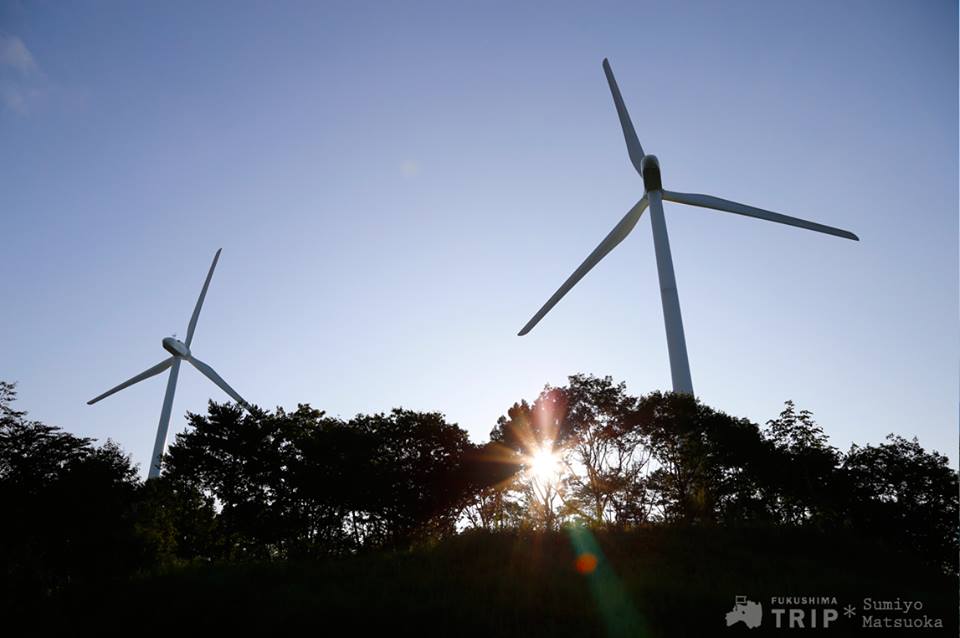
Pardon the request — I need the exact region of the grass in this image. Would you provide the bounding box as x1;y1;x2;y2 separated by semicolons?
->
44;526;958;636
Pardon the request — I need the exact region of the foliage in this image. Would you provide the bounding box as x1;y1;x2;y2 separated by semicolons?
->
843;434;959;572
0;382;145;609
478;375;958;575
164;403;483;556
759;400;843;525
1;372;956;620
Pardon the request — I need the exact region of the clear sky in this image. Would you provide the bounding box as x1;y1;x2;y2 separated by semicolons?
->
2;1;956;475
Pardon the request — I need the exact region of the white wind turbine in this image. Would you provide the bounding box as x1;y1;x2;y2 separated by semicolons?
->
88;248;250;478
519;59;859;395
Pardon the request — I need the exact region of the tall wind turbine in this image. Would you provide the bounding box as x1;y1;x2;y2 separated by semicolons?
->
88;248;250;478
519;59;859;395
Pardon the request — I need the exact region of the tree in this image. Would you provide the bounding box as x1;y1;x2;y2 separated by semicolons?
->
637;391;771;524
131;476;222;564
560;375;653;526
843;435;959;573
757;401;840;525
0;381;95;488
491;398;568;530
287;406;378;555
165;402;342;558
351;409;476;547
0;382;145;608
489;376;655;530
459;441;525;530
165;402;480;554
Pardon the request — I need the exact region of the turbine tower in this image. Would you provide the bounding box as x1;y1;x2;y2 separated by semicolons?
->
88;248;250;478
519;59;859;395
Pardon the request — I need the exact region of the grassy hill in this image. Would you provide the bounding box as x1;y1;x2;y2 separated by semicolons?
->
43;526;957;636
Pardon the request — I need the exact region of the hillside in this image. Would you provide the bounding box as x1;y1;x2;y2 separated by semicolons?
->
42;527;957;636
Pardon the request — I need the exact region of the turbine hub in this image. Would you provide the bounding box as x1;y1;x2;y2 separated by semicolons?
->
641;154;662;192
162;337;190;358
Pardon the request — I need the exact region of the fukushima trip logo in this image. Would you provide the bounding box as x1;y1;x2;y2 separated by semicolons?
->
727;595;763;629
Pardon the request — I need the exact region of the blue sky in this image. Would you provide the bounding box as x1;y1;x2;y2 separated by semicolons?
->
1;1;956;475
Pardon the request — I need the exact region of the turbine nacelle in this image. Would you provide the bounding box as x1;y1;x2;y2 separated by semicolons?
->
162;337;190;358
641;154;662;192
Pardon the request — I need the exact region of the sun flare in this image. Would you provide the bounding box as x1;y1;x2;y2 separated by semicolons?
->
528;446;562;486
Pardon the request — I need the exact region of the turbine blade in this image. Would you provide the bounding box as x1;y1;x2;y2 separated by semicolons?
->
602;58;645;175
518;197;648;336
88;358;175;405
149;358;181;479
186;355;248;408
185;248;222;347
662;190;859;241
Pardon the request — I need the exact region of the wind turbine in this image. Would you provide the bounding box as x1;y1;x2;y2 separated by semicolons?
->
88;248;250;478
518;59;859;395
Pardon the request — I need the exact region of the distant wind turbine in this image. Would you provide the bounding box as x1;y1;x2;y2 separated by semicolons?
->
88;249;250;478
519;59;859;395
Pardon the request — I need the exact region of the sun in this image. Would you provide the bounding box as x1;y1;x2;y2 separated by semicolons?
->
528;445;562;486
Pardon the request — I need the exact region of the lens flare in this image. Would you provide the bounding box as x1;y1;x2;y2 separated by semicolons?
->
528;445;561;486
575;552;598;574
567;524;647;636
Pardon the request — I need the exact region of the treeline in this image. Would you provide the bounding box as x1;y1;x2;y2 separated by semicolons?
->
0;376;956;608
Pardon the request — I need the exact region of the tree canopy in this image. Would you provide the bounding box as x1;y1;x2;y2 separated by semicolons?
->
1;374;955;614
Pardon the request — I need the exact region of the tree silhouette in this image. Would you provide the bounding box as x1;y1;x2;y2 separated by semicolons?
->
164;402;295;558
353;409;478;547
631;391;772;524
560;375;653;526
491;398;567;530
164;402;480;554
2;371;957;624
843;434;959;572
459;441;526;530
0;382;144;608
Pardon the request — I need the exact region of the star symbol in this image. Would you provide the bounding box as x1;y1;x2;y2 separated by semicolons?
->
843;604;857;618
